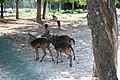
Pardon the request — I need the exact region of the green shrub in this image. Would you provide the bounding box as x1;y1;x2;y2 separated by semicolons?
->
47;9;87;14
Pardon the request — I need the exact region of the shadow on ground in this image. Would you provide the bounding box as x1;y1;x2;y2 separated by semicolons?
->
0;34;48;80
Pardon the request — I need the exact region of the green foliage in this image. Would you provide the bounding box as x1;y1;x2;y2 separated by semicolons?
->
0;0;5;2
50;0;86;5
77;0;86;5
118;0;120;3
48;9;87;14
19;8;36;17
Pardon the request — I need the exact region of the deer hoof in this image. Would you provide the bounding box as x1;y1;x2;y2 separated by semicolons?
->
67;57;69;59
52;59;54;61
36;57;39;61
73;58;75;60
69;64;72;67
40;60;42;62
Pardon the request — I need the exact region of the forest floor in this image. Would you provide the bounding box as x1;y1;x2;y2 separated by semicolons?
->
0;13;120;80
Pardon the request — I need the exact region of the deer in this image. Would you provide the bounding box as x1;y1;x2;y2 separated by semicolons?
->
54;41;73;67
41;31;76;60
42;32;75;67
51;15;61;29
28;33;54;62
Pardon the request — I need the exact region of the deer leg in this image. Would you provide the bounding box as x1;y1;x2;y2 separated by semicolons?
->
56;51;59;64
67;54;72;67
60;52;63;62
65;50;72;67
71;47;75;60
57;20;61;29
67;50;71;59
47;47;54;61
35;48;39;60
67;56;69;59
40;49;47;62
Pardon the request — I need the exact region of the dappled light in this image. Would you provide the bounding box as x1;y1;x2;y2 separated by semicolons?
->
0;15;93;79
0;0;119;79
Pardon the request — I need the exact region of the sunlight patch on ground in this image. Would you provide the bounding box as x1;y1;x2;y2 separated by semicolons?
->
80;75;93;80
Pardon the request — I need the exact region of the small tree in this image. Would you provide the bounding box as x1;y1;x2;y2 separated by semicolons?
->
36;0;42;23
15;0;19;19
0;0;5;18
42;0;47;19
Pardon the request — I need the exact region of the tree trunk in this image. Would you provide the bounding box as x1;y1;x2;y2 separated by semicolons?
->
48;0;51;11
58;2;61;11
42;0;47;19
72;2;74;10
11;0;14;9
87;0;118;80
36;0;42;23
16;0;19;19
0;2;4;18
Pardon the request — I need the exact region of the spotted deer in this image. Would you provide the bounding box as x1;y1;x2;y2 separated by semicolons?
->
28;33;54;62
41;31;76;60
42;32;75;67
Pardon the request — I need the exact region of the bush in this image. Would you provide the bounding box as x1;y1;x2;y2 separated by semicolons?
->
47;9;87;14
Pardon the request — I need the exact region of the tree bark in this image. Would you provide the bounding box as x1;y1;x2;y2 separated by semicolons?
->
16;0;19;19
87;0;118;80
0;2;4;18
72;2;74;10
58;2;61;11
42;0;47;19
36;0;42;23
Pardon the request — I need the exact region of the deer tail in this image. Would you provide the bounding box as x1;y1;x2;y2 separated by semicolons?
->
70;38;75;45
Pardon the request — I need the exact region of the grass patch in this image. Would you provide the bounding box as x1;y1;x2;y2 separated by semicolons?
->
19;8;36;17
47;9;88;14
19;8;87;18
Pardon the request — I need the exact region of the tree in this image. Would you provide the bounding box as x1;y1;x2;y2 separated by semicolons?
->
87;0;118;80
50;0;87;10
42;0;47;19
36;0;42;23
16;0;19;19
0;0;5;18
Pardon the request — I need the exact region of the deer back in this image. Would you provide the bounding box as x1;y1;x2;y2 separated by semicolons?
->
31;38;50;48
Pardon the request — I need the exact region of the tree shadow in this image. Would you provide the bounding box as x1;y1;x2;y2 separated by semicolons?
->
0;33;49;80
0;18;93;80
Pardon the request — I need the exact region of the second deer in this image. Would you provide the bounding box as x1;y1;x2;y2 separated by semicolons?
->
28;33;54;62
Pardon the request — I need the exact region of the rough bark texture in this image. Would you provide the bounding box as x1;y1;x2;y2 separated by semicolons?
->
16;0;19;19
87;0;118;80
42;0;47;19
36;0;42;23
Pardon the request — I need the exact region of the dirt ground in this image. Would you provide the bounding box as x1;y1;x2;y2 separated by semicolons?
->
0;13;120;80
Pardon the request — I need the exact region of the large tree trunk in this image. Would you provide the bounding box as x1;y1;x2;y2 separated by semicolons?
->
87;0;118;80
16;0;19;19
42;0;47;19
0;1;4;18
36;0;42;23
